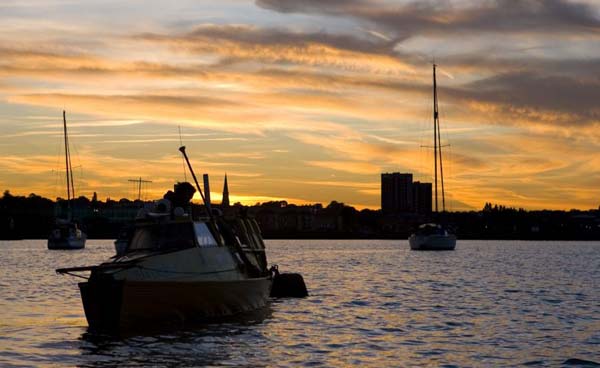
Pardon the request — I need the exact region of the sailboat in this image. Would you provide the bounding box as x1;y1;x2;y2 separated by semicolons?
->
48;111;87;250
409;65;457;251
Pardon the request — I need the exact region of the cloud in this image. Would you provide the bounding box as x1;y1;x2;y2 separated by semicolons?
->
184;24;398;55
256;0;600;36
450;72;600;125
289;132;409;162
4;30;598;136
136;24;414;74
304;160;381;175
8;92;264;134
100;137;247;144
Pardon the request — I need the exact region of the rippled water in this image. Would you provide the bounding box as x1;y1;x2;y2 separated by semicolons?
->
1;240;599;367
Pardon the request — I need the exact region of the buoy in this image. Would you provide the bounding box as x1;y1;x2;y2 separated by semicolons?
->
270;272;308;298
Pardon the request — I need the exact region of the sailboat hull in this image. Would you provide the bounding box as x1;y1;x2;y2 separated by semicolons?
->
409;233;456;251
48;234;87;250
79;277;272;333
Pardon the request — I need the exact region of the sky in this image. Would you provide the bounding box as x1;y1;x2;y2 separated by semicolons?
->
0;0;599;210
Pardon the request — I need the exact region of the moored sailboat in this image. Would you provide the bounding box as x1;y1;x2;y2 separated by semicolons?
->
48;111;87;250
409;65;456;251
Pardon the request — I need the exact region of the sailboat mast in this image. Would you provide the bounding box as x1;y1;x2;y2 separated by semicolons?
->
67;124;76;200
433;64;439;213
63;111;71;216
436;69;446;212
438;121;446;212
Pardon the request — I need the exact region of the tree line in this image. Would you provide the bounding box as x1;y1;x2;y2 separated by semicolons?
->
1;191;599;240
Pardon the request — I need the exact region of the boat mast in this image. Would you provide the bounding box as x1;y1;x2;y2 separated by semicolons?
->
67;120;76;201
433;65;438;213
62;110;72;218
435;67;446;212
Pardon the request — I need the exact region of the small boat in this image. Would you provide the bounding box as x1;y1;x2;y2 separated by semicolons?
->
409;223;456;250
57;146;273;333
48;219;86;250
409;65;456;251
48;111;87;250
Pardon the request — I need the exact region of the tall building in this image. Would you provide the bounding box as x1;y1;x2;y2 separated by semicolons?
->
412;181;432;214
381;173;432;214
381;173;413;213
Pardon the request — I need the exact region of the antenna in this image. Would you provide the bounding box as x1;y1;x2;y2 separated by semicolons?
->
178;125;187;182
128;177;152;201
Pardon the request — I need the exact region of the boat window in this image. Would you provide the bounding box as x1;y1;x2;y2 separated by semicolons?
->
128;227;159;251
194;222;218;247
158;222;196;250
127;222;196;252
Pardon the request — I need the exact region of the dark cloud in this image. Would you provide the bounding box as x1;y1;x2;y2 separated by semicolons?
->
256;0;600;36
256;0;361;14
191;25;396;52
266;66;600;126
246;66;600;126
427;55;600;79
259;66;600;126
140;24;399;56
447;72;600;124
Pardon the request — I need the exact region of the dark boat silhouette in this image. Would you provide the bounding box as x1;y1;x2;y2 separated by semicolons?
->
48;111;86;250
409;65;456;251
57;147;272;333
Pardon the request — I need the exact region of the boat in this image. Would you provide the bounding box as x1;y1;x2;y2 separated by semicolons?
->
48;111;87;250
409;223;456;250
409;65;456;251
57;146;273;333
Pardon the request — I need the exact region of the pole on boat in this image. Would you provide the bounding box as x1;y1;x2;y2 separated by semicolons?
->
178;146;214;220
63;110;73;219
203;174;212;212
433;65;439;213
434;65;446;212
63;111;70;203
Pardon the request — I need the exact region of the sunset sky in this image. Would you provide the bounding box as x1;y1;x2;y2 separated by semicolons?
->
0;0;599;210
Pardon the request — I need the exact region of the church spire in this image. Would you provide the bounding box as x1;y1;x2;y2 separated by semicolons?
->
222;174;230;207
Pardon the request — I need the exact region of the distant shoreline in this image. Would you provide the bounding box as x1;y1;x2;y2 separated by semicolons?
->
2;192;599;241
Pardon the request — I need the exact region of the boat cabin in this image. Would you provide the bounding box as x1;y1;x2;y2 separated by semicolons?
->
125;220;219;253
415;223;449;236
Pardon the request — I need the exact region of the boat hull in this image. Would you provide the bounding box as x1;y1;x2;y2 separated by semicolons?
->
48;236;86;250
79;277;272;333
409;234;456;251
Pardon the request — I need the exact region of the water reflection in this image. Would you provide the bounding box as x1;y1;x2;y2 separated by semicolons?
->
1;240;599;367
78;307;273;367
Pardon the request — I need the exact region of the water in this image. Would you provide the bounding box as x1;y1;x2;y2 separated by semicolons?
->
1;240;599;367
